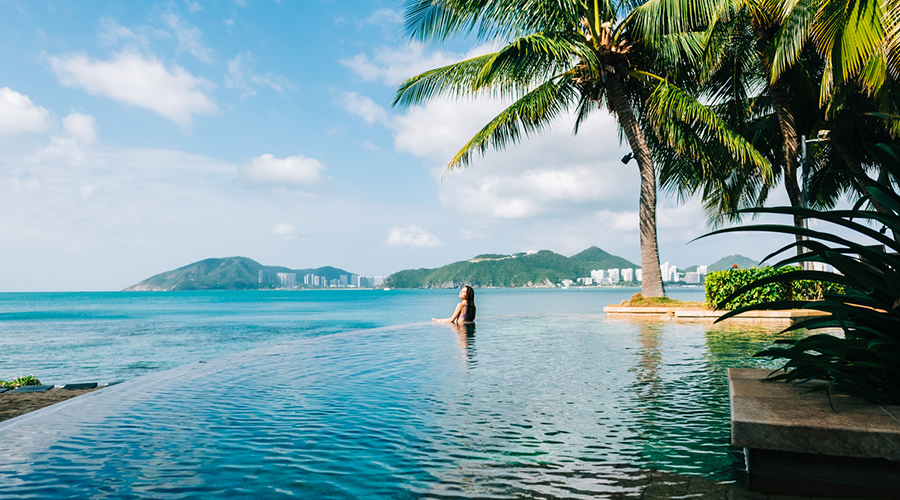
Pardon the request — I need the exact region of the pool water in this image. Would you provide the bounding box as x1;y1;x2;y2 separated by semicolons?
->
0;315;790;499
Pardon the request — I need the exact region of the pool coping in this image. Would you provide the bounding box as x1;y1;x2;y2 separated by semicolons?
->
604;306;827;323
728;368;900;498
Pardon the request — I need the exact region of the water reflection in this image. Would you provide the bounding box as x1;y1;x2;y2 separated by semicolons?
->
451;322;477;365
633;322;663;400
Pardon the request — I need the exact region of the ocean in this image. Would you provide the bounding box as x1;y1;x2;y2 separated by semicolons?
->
0;287;706;384
1;286;803;497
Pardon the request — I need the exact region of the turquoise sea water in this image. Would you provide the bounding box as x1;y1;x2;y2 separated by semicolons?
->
0;287;705;384
0;288;793;498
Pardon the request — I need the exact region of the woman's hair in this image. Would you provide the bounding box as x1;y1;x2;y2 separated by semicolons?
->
462;285;475;303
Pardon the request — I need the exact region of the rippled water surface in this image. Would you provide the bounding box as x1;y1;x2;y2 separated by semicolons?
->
0;309;794;499
0;288;705;383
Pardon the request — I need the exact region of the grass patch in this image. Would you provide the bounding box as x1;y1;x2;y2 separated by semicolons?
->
618;293;707;308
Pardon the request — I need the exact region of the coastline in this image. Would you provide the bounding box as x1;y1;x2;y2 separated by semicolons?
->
0;388;99;423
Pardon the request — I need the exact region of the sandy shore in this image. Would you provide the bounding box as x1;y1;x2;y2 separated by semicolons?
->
0;388;99;423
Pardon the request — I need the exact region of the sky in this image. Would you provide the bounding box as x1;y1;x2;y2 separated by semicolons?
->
0;0;801;292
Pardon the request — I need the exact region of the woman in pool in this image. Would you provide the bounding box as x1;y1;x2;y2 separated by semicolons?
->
433;285;476;323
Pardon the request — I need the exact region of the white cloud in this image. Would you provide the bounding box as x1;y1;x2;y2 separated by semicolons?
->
271;222;298;239
341;42;495;86
388;94;638;220
392;97;507;160
0;88;52;134
227;51;294;96
98;18;148;48
48;50;217;128
386;224;442;247
340;91;389;125
62;113;98;145
186;2;203;13
240;153;327;187
363;8;403;26
161;13;214;64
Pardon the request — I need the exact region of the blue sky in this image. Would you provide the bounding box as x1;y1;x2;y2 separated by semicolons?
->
0;0;794;291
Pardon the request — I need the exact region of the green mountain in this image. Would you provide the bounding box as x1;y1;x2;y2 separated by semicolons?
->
570;246;639;271
708;254;760;272
125;257;354;291
385;247;638;288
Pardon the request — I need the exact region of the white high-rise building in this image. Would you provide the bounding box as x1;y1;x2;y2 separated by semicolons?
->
276;273;296;287
698;265;708;275
607;269;620;283
660;262;671;282
811;262;835;273
591;270;605;281
669;266;678;282
635;269;643;281
621;268;634;282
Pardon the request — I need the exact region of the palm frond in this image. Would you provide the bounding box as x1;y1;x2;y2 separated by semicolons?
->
394;32;584;107
447;75;580;169
647;81;773;177
769;0;816;81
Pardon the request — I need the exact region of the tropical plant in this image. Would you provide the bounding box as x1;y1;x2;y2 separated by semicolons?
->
658;0;900;247
705;266;843;309
394;0;768;297
702;142;900;405
0;375;41;389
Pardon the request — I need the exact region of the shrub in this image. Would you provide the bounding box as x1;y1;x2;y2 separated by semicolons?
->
0;375;41;389
705;266;844;309
702;142;900;405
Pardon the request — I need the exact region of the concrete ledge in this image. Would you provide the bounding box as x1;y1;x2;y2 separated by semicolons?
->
729;368;900;498
604;306;828;323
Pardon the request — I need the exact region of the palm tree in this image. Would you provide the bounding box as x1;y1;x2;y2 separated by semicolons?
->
394;0;767;297
656;0;900;247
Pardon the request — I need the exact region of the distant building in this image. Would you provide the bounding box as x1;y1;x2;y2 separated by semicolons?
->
685;272;702;284
698;265;708;275
811;262;835;273
276;273;296;287
259;270;271;285
313;275;320;286
635;269;643;281
591;270;605;282
340;275;349;286
357;275;384;288
578;277;594;285
621;268;634;282
607;268;620;283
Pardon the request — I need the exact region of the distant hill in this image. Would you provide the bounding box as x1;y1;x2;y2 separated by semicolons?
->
125;257;354;291
385;247;638;288
708;254;760;272
570;246;639;271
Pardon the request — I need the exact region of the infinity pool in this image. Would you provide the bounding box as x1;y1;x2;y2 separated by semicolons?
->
0;315;787;499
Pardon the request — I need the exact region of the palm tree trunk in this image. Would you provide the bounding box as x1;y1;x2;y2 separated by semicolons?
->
770;80;805;253
607;77;666;297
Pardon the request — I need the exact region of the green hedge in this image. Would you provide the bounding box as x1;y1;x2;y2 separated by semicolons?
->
705;266;843;309
0;375;41;389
